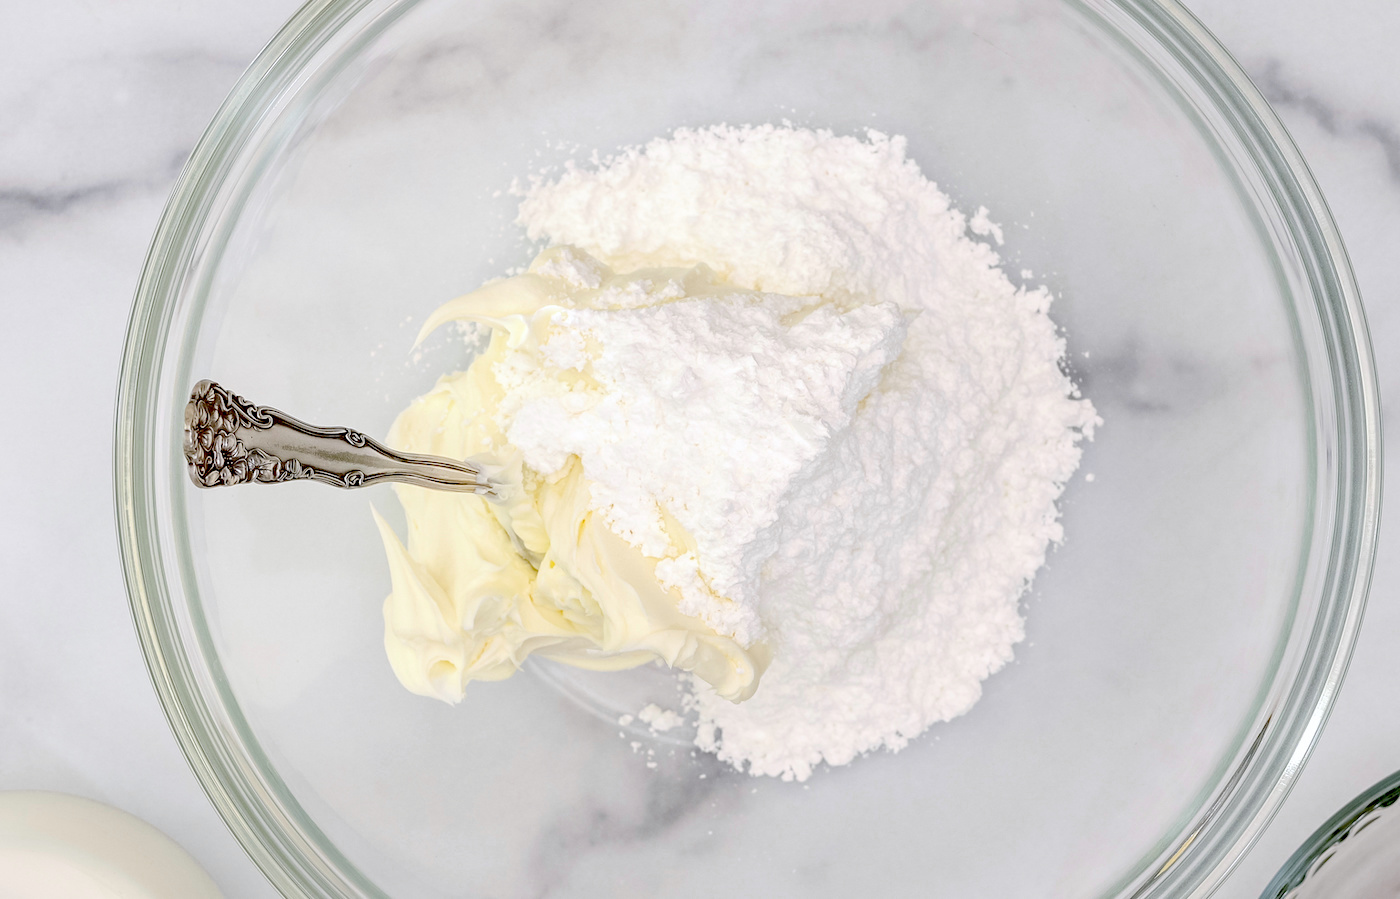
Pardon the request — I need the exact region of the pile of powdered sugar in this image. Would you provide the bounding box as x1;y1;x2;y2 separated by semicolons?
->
516;124;1098;781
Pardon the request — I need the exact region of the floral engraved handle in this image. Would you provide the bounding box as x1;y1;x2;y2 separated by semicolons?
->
182;380;496;496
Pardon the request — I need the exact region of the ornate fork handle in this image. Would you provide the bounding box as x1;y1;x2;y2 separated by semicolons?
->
182;380;496;497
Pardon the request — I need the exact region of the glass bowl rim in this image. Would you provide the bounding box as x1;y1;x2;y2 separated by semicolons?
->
113;0;1383;896
1264;768;1400;898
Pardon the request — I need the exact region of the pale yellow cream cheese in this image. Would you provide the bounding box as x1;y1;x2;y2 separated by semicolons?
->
376;247;771;704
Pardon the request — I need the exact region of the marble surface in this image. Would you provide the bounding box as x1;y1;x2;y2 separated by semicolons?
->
0;1;1396;897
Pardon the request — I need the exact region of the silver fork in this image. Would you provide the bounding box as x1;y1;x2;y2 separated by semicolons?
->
181;380;496;497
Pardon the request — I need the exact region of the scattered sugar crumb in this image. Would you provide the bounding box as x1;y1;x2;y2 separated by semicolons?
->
968;205;1005;245
638;703;684;732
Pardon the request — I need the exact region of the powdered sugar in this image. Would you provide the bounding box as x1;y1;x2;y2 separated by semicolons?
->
637;704;685;733
496;281;907;646
519;124;1097;781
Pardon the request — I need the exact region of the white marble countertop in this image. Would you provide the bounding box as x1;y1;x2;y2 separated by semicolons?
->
1;1;1395;896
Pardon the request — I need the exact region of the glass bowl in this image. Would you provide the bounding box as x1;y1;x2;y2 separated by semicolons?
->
114;0;1381;896
1265;769;1400;898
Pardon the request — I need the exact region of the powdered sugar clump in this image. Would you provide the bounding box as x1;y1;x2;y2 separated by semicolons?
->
520;124;1098;781
638;704;685;733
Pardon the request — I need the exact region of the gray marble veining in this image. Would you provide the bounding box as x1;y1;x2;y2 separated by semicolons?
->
1252;60;1400;185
